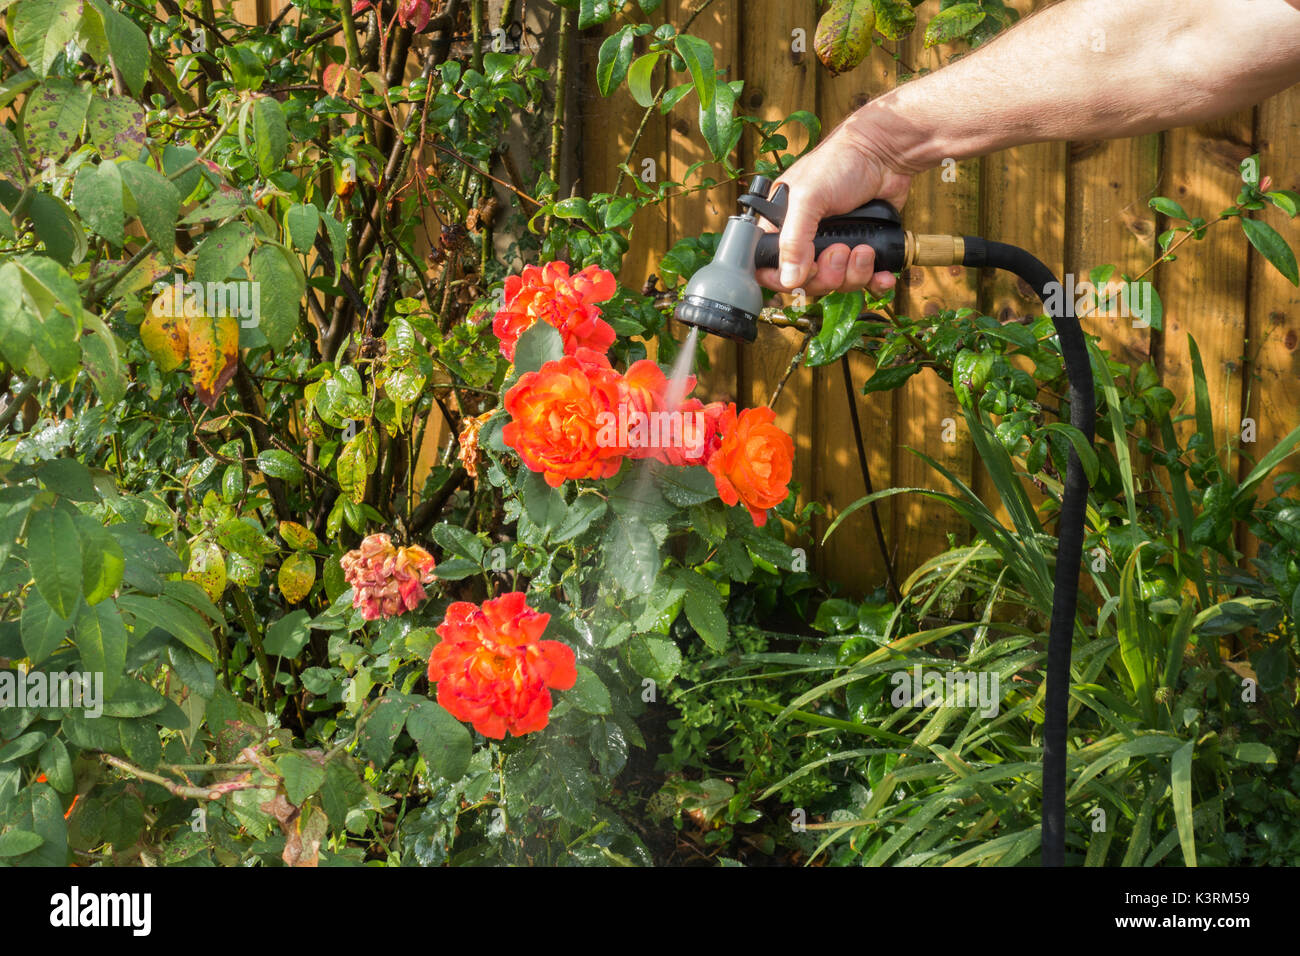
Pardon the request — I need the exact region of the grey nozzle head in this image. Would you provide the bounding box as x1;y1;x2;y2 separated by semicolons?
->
673;214;764;343
674;294;758;342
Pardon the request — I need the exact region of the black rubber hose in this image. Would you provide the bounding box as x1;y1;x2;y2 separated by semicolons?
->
960;237;1095;867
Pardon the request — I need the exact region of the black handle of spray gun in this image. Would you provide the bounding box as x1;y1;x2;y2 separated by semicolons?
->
743;181;909;274
753;223;908;273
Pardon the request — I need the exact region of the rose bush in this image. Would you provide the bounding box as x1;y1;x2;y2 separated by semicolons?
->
0;0;829;867
16;0;1287;872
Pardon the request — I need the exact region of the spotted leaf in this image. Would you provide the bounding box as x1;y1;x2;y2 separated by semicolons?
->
188;313;239;409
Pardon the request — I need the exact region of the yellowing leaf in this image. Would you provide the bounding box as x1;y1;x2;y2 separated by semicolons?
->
278;551;316;604
140;305;188;372
118;251;170;295
814;0;875;76
227;550;261;588
185;539;227;602
278;520;319;551
188;312;240;409
336;430;376;504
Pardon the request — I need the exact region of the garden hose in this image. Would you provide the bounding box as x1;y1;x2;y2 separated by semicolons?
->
958;237;1096;868
674;177;1096;866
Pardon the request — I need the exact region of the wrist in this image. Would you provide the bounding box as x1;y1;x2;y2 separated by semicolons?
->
842;94;940;178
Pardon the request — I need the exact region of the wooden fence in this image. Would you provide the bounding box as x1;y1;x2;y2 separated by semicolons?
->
576;0;1300;595
229;0;1299;596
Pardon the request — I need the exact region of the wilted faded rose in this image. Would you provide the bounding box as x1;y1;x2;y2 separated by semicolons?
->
457;410;495;480
339;533;437;620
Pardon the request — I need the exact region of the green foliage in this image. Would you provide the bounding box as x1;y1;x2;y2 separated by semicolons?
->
781;172;1300;865
0;0;1294;870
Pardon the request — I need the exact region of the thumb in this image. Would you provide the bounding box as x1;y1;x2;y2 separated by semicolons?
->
774;182;823;291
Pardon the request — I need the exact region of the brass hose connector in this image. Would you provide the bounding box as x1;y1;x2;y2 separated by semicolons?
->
903;232;966;268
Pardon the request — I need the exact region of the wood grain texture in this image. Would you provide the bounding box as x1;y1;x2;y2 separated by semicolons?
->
666;0;741;406
1158;113;1254;471
1066;131;1161;503
971;0;1063;526
738;0;823;572
1241;87;1300;560
579;11;671;296
888;0;980;585
812;34;897;592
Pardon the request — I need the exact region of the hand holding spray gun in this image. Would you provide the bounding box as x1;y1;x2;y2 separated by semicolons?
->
676;0;1300;866
761;0;1300;299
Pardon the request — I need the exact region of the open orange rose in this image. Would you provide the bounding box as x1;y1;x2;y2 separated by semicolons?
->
502;348;625;487
426;591;577;739
492;261;617;361
663;398;727;468
706;404;794;526
612;359;686;461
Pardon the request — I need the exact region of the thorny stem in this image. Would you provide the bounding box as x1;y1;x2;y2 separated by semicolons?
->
100;754;261;801
83;240;156;307
768;332;812;409
544;6;571;232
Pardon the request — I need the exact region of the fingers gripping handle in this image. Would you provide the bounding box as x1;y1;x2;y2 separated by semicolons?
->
754;223;909;273
736;175;969;283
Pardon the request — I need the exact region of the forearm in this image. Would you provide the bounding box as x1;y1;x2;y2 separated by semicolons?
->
849;0;1300;175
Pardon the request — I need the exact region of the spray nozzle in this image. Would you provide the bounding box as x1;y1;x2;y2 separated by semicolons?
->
674;176;965;343
670;179;774;342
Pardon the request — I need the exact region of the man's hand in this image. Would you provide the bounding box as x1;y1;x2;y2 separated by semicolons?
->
755;120;913;299
756;0;1300;299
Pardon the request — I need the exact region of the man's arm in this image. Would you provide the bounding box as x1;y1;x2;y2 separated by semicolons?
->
765;0;1300;295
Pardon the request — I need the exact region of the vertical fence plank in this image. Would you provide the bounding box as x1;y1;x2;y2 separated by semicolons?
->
1067;134;1162;362
579;14;671;296
666;0;741;405
1242;88;1300;557
1158;115;1254;466
224;0;262;26
809;40;898;593
972;0;1065;527
739;0;824;573
1066;130;1161;503
888;0;980;585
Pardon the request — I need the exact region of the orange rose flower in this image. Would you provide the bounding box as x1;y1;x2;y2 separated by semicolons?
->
426;591;577;739
663;398;727;468
616;359;686;461
706;405;794;527
502;348;625;487
492;261;617;361
339;533;437;620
